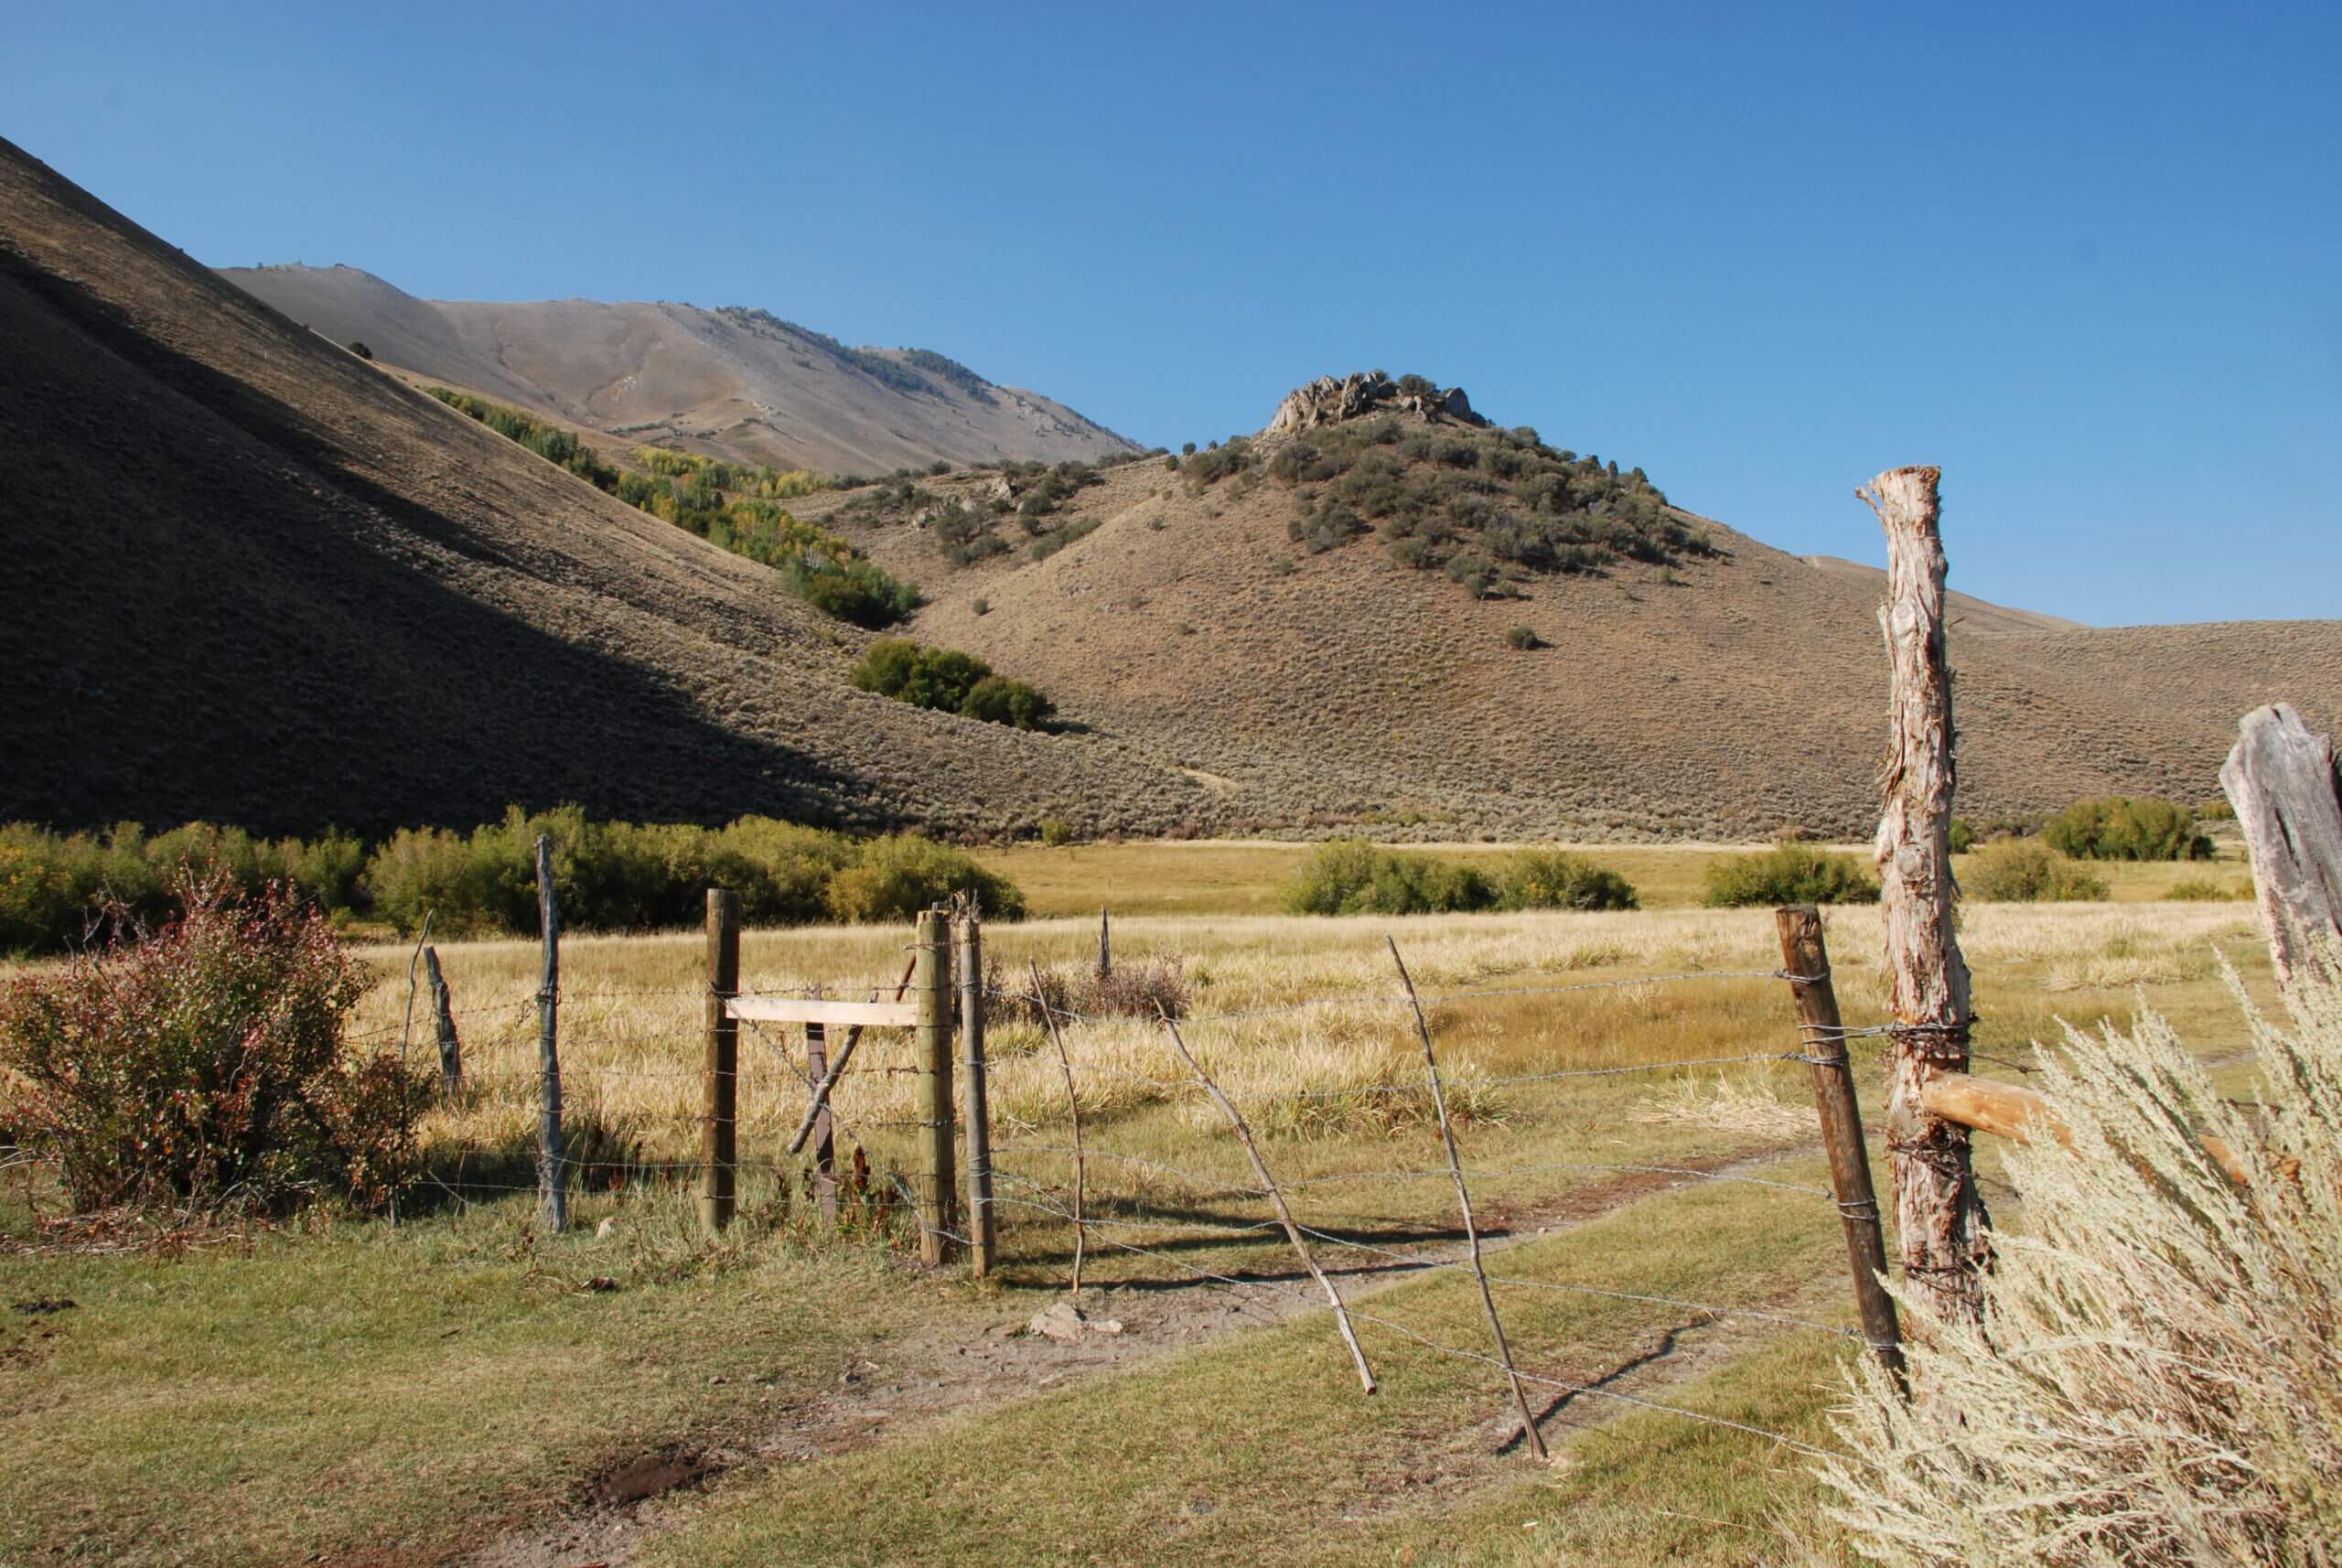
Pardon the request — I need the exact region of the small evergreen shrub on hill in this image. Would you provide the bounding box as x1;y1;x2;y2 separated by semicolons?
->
850;639;1054;730
1702;843;1879;908
2043;796;2212;861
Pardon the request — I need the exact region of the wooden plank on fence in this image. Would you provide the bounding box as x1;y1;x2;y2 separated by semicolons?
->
1918;1071;2283;1188
726;995;921;1029
2221;702;2342;988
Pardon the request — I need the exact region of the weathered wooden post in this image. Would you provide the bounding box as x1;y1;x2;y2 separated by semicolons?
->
1859;465;1990;1323
1775;907;1906;1387
703;888;740;1232
2221;703;2342;987
1097;907;1112;979
804;1021;837;1226
913;909;959;1264
534;834;567;1234
424;946;463;1103
957;912;997;1277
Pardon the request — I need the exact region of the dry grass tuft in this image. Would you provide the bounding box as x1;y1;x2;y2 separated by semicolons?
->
1635;1072;1812;1140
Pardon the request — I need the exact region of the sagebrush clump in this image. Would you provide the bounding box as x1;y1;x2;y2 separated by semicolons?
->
1961;839;2111;902
850;638;1054;730
2043;795;2212;861
1283;841;1638;916
1817;974;2342;1565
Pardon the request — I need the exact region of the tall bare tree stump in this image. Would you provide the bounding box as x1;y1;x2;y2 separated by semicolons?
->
2221;703;2342;988
1860;465;1990;1325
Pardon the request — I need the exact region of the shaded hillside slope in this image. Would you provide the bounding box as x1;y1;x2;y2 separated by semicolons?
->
218;263;1141;476
0;139;1211;839
788;402;2342;841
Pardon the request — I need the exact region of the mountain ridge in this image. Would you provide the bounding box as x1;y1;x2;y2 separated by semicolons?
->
216;261;1144;477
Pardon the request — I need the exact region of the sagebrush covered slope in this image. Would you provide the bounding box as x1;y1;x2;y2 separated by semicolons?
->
0;140;1211;839
218;263;1140;476
790;395;2342;840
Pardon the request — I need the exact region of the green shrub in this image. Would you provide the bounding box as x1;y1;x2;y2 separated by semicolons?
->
1949;817;1976;854
1498;848;1638;911
1504;625;1543;651
849;639;1052;729
823;836;1026;923
1701;843;1880;908
1282;841;1498;916
2164;877;2250;903
0;871;423;1212
960;676;1054;730
1038;817;1077;847
0;822;365;954
1962;839;2111;902
347;340;373;360
2044;796;2213;861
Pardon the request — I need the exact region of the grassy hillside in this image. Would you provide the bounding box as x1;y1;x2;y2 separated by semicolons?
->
0;139;1213;840
781;383;2342;842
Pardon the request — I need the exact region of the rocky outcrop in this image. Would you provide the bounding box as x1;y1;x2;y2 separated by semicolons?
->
1265;371;1486;435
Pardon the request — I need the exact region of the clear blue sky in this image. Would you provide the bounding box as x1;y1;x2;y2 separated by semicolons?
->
12;1;2337;625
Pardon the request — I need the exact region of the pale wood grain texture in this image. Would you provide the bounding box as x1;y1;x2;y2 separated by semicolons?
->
2221;703;2342;987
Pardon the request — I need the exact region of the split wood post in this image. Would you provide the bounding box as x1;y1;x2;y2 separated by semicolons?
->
1389;938;1545;1458
1774;907;1906;1390
1160;1010;1378;1394
1859;465;1991;1324
1034;960;1088;1294
957;912;997;1278
534;835;567;1235
913;909;959;1264
702;888;740;1233
1098;907;1112;979
805;1022;837;1227
424;946;463;1103
2221;703;2342;987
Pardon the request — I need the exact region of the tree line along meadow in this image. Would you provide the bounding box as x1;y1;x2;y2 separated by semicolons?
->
0;793;2234;956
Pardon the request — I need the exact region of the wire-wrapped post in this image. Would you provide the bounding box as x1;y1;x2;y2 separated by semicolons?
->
1775;906;1905;1391
534;834;566;1235
957;910;996;1277
702;887;740;1233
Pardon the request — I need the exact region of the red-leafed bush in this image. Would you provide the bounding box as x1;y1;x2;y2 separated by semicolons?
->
0;870;424;1213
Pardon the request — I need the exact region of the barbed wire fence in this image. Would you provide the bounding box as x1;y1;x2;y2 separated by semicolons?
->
389;871;1902;1464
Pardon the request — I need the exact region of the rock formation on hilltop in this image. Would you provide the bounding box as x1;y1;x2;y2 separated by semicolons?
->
1266;371;1485;435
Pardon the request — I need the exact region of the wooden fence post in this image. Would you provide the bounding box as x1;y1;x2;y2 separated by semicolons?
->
2221;703;2342;988
958;912;997;1278
1860;465;1991;1324
804;1022;837;1226
1775;907;1906;1390
914;909;959;1264
703;888;740;1233
1097;907;1111;979
424;946;463;1103
534;834;567;1235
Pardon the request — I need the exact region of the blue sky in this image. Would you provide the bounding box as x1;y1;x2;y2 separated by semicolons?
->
11;1;2336;625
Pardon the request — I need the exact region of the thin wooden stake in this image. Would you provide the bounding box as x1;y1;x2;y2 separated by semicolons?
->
1774;907;1906;1392
958;912;997;1278
1033;960;1088;1294
534;835;566;1235
1159;1009;1377;1394
702;888;740;1232
787;956;916;1156
424;946;463;1103
1387;938;1544;1456
1859;465;1991;1323
913;909;958;1264
1098;907;1112;978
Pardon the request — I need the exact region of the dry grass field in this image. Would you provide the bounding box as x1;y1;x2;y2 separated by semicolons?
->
0;860;2275;1566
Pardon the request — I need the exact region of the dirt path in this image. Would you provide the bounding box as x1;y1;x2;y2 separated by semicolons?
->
451;1135;1831;1568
